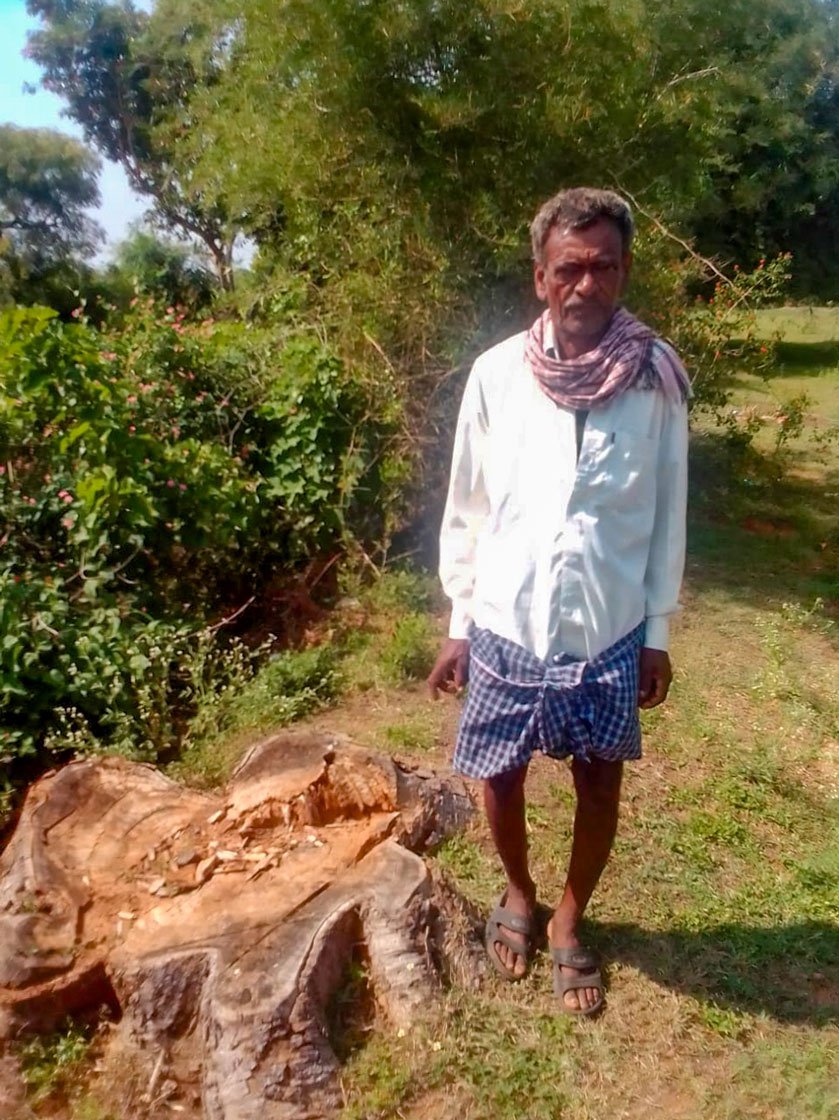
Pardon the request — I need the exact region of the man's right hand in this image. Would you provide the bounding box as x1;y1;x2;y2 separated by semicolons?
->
427;638;470;699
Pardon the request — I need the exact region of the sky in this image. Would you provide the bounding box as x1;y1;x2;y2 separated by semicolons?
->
0;0;148;257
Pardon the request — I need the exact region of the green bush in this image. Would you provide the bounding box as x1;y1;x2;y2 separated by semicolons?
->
0;302;403;785
379;613;437;685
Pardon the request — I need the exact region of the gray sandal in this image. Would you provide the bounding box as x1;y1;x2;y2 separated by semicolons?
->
551;945;604;1016
484;894;535;981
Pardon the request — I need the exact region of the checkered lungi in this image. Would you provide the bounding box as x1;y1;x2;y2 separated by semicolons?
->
452;622;645;779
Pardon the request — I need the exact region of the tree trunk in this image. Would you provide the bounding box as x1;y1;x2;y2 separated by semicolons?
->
0;733;482;1119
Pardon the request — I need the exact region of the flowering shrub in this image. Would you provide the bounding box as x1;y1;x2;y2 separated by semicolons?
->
630;229;792;410
0;303;403;780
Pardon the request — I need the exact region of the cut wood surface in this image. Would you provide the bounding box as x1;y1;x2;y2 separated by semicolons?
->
0;733;479;1119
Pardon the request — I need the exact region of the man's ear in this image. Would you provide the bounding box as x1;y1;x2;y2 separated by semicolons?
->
533;260;547;302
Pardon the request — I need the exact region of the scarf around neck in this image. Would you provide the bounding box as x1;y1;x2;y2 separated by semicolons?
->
524;306;690;410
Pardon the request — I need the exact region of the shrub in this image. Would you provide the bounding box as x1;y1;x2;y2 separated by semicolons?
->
0;301;403;785
379;613;437;685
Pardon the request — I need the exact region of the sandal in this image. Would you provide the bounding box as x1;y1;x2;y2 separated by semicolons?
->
484;894;535;981
551;945;604;1017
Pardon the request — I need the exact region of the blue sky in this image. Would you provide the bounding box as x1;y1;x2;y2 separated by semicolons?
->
1;0;147;255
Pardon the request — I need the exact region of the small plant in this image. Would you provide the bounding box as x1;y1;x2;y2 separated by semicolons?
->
379;613;437;685
18;1019;93;1103
382;718;436;753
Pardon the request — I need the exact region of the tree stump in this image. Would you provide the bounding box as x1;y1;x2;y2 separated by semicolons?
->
0;732;481;1118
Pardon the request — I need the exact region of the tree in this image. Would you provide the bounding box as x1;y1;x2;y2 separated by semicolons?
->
0;123;100;262
107;226;216;309
0;124;101;312
26;0;239;289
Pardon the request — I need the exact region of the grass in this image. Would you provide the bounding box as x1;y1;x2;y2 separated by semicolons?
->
10;311;839;1118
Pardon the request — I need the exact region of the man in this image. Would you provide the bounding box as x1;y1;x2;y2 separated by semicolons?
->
428;187;689;1016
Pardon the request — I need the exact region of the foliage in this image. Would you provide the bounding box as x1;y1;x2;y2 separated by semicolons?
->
0;124;101;312
0;303;402;781
379;613;437;685
106;227;216;311
17;1019;93;1103
26;0;237;287
0;124;101;262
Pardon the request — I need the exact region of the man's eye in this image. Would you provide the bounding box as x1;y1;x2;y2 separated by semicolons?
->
555;262;618;282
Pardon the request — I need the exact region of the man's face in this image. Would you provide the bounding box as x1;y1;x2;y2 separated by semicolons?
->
533;219;631;351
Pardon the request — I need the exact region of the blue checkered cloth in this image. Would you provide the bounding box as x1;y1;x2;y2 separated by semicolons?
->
453;623;645;779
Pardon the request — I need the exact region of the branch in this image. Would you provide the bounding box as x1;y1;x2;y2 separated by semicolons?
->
205;595;255;635
613;181;733;289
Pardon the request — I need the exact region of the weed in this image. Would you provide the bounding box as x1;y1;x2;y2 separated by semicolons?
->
358;568;439;617
18;1019;93;1103
382;717;436;753
379;612;437;685
174;642;341;784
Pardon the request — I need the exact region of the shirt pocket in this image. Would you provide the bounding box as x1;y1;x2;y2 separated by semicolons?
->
576;428;656;514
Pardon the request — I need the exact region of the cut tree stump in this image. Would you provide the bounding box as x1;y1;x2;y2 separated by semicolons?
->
0;732;482;1119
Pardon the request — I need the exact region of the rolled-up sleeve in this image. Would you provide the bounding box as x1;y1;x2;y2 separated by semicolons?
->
439;367;490;639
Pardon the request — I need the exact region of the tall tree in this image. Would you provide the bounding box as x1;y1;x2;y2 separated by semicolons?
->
26;0;237;289
0;123;100;261
0;123;101;311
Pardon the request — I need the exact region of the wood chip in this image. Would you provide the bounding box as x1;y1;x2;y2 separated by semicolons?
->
215;850;239;862
207;809;226;825
117;911;136;921
194;854;218;884
172;849;198;868
147;878;166;895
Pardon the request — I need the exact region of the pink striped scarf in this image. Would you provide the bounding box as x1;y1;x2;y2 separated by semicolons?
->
524;307;690;409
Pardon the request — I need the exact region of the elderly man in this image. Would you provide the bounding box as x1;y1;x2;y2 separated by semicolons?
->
428;187;689;1015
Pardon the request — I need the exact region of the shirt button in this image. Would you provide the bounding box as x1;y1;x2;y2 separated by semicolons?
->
552;654;562;664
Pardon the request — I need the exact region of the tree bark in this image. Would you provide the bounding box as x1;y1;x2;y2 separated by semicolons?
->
0;733;481;1119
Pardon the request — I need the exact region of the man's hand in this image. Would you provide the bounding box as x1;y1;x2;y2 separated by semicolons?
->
427;638;470;699
638;647;672;709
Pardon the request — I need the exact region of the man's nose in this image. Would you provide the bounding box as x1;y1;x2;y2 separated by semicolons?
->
575;268;597;295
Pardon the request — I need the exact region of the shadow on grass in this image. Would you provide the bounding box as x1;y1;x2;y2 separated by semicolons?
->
687;432;839;628
598;920;839;1026
774;340;839;373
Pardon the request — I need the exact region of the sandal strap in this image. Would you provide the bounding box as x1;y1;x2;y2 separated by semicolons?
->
551;945;598;970
490;924;531;958
489;905;533;936
556;969;602;994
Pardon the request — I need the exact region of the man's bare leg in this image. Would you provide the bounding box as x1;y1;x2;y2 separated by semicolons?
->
484;764;535;977
548;757;623;1010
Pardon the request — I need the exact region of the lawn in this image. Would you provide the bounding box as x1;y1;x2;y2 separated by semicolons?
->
11;309;839;1119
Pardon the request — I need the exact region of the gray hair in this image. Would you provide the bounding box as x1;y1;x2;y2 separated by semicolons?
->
530;188;635;262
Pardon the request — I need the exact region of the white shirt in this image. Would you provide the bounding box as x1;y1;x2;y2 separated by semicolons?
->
439;327;689;661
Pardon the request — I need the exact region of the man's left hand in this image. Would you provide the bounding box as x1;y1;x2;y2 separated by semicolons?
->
638;648;672;709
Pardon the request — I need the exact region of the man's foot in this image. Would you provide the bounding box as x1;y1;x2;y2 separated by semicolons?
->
547;916;604;1014
485;885;536;980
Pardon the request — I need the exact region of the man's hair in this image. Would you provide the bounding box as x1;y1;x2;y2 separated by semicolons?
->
530;188;634;262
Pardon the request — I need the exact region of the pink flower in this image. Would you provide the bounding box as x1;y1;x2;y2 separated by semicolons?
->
70;307;82;319
127;395;138;404
179;483;187;492
62;517;73;529
62;493;73;504
100;351;117;361
129;424;136;433
0;466;5;475
166;479;175;488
